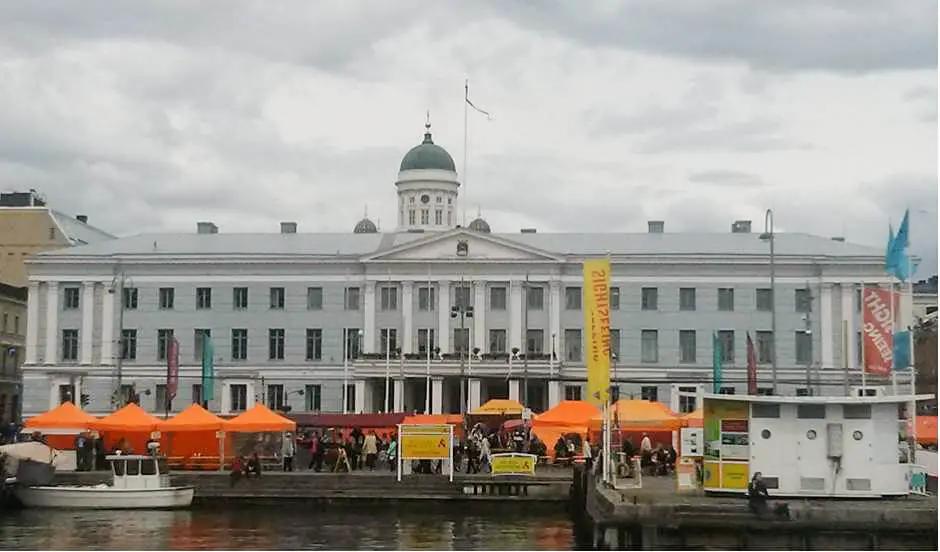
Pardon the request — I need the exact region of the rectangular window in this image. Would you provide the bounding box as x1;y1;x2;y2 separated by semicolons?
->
796;388;814;397
755;331;774;364
380;286;399;311
564;385;582;401
489;286;507;310
194;329;211;361
306;287;323;310
843;404;872;419
63;287;80;310
718;288;734;311
795;331;813;364
641;329;658;363
230;384;247;412
344;328;362;359
435;209;442;225
305;329;323;361
268;328;285;360
232;287;248;309
267;384;285;411
196;287;212;309
641;287;658;310
269;287;285;310
417;329;436;355
345;384;356;412
61;329;79;361
679;287;696;311
418;286;436;311
610;287;620;310
453;285;471;309
564;329;582;362
795;288;812;313
719;387;736;395
797;404;826;419
678;386;698;413
489;329;507;354
408;210;416;225
717;330;735;363
380;328;398;354
609;328;621;360
453;328;470;354
526;286;544;310
344;287;360;310
304;384;322;411
420;209;429;225
159;287;175;310
231;329;248;360
157;329;174;361
526;329;544;355
752;403;780;418
679;330;697;363
756;387;774;396
565;286;581;310
123;288;139;310
155;384;167;412
121;329;137;360
756;288;773;312
192;384;203;406
57;384;75;405
640;386;658;402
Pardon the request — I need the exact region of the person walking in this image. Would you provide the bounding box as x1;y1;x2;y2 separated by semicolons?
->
363;431;379;471
281;432;296;472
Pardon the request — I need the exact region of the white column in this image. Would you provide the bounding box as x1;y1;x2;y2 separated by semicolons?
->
509;281;523;351
101;285;115;366
431;378;444;414
473;282;486;352
246;382;257;410
393;379;405;412
402;282;414;354
438;280;451;353
43;282;59;364
509;379;521;402
820;284;834;369
80;282;95;365
354;380;367;413
840;284;856;368
25;282;40;365
548;381;562;409
221;383;232;414
363;282;376;354
469;378;482;412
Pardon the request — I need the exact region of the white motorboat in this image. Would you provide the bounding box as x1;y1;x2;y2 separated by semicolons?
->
15;455;194;510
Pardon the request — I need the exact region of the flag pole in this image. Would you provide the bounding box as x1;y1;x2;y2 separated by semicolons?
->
860;285;867;392
425;264;432;414
890;277;898;395
462;78;469;228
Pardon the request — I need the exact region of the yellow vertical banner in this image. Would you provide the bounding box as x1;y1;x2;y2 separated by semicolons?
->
583;258;611;408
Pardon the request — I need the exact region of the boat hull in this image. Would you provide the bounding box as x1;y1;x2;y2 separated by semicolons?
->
14;485;195;510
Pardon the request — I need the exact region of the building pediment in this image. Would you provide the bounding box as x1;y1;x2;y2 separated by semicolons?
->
362;229;562;263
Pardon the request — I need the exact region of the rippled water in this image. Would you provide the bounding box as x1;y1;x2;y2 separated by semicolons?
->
0;504;578;550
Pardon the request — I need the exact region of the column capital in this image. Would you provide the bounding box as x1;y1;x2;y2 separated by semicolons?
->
401;280;414;289
46;281;59;288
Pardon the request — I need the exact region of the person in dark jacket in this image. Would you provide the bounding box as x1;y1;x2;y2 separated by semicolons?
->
747;472;770;517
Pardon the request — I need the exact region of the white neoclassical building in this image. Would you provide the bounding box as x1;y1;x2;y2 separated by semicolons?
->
19;123;910;417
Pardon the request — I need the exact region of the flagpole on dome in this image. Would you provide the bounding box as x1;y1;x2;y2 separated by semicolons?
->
463;79;492;228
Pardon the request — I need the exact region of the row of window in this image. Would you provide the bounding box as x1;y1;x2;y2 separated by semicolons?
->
57;327;813;364
0;311;21;335
60;285;816;314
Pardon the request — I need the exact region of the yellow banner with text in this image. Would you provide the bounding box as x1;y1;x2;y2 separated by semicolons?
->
583;258;611;408
490;453;537;476
400;433;450;460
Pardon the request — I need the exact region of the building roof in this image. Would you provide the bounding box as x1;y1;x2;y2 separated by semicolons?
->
31;230;886;260
49;210;116;245
399;128;456;172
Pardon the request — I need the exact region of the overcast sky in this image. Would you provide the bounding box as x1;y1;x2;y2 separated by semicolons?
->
0;1;936;277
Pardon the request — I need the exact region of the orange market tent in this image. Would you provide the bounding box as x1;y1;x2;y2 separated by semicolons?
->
590;400;682;432
24;402;98;449
917;416;937;446
680;408;704;428
402;414;465;438
159;404;230;459
532;401;600;456
472;399;524;416
224;404;296;433
90;403;163;453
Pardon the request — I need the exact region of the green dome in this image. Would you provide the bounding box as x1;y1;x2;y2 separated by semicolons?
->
399;130;456;172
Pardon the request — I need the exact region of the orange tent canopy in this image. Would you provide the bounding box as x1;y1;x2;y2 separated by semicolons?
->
25;402;97;430
160;403;226;432
681;407;703;428
590;400;682;431
224;404;296;432
91;403;162;432
472;399;524;415
402;414;464;426
534;401;599;425
917;416;937;445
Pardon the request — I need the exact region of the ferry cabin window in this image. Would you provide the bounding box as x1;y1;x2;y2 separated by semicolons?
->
157;458;169;474
751;404;780;418
113;459;125;476
797;404;826;419
126;459;140;476
141;458;158;476
843;404;872;419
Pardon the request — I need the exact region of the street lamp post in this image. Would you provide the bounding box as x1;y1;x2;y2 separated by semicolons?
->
760;209;778;394
452;282;474;414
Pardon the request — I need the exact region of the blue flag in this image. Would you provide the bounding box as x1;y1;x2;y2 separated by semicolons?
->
201;332;215;402
712;332;722;393
884;224;896;273
887;209;912;282
893;331;911;370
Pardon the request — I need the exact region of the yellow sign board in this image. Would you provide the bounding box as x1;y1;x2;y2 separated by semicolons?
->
400;433;450;460
720;461;749;490
583;258;611;408
490;453;537;476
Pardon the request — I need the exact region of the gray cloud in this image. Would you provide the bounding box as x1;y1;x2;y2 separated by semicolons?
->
636;120;810;154
688;170;766;189
490;0;937;73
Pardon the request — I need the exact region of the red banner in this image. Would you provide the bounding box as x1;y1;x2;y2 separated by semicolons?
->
861;287;899;376
167;337;179;401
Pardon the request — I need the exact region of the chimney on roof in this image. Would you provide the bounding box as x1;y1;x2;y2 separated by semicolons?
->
648;221;664;234
280;221;297;234
731;220;752;233
76;215;88;223
197;222;219;234
831;236;845;242
520;228;537;234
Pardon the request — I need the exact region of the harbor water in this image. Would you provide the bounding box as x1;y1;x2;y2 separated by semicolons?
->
0;504;579;550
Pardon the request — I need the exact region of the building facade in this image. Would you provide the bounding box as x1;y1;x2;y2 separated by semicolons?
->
18;127;909;417
0;282;26;425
